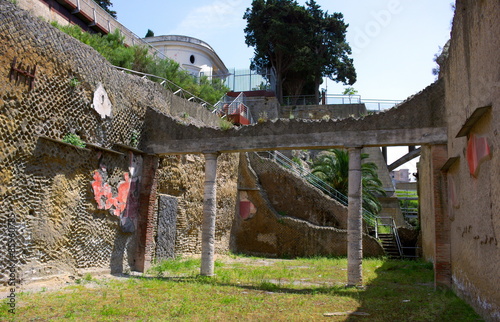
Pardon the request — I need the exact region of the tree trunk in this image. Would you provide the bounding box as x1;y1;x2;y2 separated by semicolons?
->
347;147;363;286
200;152;219;276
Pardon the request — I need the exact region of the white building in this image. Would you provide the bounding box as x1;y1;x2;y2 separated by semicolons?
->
390;168;410;183
144;35;229;80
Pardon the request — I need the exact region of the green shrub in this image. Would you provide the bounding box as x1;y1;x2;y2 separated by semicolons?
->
219;119;233;131
51;22;228;104
62;133;85;148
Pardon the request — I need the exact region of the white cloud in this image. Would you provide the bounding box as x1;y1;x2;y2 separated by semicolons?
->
169;0;247;38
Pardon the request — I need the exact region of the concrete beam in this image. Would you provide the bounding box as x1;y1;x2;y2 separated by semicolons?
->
387;147;422;171
144;127;446;155
140;79;446;155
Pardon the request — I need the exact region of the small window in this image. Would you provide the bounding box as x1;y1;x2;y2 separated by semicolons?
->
190;55;195;64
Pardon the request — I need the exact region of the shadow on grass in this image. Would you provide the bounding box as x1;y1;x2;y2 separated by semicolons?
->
346;260;483;321
118;258;482;321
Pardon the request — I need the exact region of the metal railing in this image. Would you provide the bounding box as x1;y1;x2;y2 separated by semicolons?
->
213;92;254;124
113;66;214;111
282;94;402;111
224;68;275;92
375;217;419;258
257;151;378;228
375;217;403;257
60;0;166;59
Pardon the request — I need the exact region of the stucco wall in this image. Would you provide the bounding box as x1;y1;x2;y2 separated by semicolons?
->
440;0;500;319
0;1;237;283
230;153;384;257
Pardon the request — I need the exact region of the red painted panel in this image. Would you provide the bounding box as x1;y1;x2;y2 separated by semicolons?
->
240;201;251;219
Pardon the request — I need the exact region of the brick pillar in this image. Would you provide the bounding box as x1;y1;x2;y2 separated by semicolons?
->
431;144;451;288
347;147;363;286
134;154;159;272
200;152;219;276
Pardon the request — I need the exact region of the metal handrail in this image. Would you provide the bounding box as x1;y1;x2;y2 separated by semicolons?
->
113;66;214;111
213;93;254;124
286;93;402;111
391;218;404;257
375;217;404;258
258;151;378;227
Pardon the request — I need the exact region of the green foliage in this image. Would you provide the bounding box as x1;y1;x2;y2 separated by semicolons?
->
149;257;201;276
291;156;302;166
219;119;234;131
69;77;80;87
342;86;358;96
130;130;139;147
257;111;268;123
145;29;155;38
62;133;86;148
311;149;385;214
244;0;356;102
51;22;228;105
94;0;116;18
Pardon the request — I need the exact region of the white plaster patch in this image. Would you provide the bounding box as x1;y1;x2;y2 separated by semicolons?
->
452;272;499;319
257;233;277;246
92;83;112;119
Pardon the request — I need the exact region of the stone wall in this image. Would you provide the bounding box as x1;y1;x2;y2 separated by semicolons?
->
443;0;500;318
418;0;500;319
156;153;239;256
0;1;237;283
231;153;384;257
280;104;366;120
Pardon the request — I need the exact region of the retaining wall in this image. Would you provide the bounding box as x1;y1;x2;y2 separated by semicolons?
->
0;1;237;283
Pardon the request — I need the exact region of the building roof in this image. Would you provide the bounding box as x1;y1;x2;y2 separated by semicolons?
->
143;35;228;76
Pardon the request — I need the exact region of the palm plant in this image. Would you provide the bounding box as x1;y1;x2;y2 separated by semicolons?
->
311;149;385;214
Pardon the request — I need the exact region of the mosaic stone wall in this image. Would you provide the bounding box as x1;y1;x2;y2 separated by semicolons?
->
0;1;237;283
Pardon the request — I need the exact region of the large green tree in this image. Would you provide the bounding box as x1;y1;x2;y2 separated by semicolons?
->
304;0;356;103
243;0;356;103
311;149;385;215
95;0;117;18
243;0;309;102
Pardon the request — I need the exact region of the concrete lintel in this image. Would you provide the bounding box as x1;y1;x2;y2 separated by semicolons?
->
144;127;447;155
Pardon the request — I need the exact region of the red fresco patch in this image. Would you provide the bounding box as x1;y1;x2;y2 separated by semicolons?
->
466;134;491;177
240;200;252;219
91;170;132;216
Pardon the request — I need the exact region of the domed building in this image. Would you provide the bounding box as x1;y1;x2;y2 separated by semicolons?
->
143;35;229;80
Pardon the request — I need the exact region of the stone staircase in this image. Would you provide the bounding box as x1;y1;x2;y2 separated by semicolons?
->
378;233;401;259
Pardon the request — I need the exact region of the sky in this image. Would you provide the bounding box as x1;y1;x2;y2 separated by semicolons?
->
112;0;456;175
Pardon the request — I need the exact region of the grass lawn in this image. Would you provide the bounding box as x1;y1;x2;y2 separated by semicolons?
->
2;255;482;321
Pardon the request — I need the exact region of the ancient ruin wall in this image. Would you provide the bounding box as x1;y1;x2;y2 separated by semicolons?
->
157;153;239;256
0;1;237;282
247;152;348;229
231;153;384;257
438;0;500;319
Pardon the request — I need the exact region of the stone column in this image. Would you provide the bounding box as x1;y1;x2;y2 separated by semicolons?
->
347;147;363;287
200;152;219;276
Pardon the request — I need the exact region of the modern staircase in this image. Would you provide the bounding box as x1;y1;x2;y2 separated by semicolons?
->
375;217;404;258
256;151;378;229
378;233;401;259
